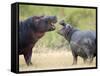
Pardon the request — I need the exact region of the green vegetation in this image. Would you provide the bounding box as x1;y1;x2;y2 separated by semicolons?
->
19;4;96;50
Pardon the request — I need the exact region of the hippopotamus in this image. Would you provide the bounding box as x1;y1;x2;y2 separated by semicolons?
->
58;20;96;65
19;16;57;65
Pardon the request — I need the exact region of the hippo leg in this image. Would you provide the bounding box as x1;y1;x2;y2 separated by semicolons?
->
24;50;32;66
90;57;94;63
71;49;78;65
23;46;33;66
83;58;87;64
85;50;94;64
72;55;77;65
90;57;93;63
87;55;94;64
70;42;78;65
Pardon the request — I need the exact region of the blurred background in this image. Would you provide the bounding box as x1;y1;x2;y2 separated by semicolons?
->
19;4;96;52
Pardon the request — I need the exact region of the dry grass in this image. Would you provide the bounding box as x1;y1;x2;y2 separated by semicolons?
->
19;48;96;71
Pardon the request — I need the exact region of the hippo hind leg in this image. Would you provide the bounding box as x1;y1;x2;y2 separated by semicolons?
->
83;58;87;64
72;55;78;65
87;55;94;64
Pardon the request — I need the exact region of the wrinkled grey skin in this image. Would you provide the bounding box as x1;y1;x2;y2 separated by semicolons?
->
58;20;96;65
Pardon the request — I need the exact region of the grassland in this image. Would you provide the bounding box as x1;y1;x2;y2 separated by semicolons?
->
19;48;96;71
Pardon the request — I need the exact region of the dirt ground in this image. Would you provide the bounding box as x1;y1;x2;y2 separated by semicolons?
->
19;49;96;71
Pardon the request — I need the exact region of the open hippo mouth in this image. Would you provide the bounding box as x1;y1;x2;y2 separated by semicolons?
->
45;16;57;31
48;21;57;31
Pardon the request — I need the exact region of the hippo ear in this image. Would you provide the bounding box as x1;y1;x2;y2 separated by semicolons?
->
32;16;44;23
59;20;66;26
33;16;44;21
67;24;73;29
33;19;40;23
33;16;44;19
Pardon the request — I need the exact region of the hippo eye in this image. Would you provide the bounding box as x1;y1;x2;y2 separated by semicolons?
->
47;21;51;24
45;19;49;23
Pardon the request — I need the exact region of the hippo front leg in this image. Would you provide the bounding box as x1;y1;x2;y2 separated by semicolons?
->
24;50;32;66
72;55;78;65
70;44;78;65
71;49;78;65
23;45;33;66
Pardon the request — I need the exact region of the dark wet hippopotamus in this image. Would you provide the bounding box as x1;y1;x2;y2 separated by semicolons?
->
19;16;57;65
